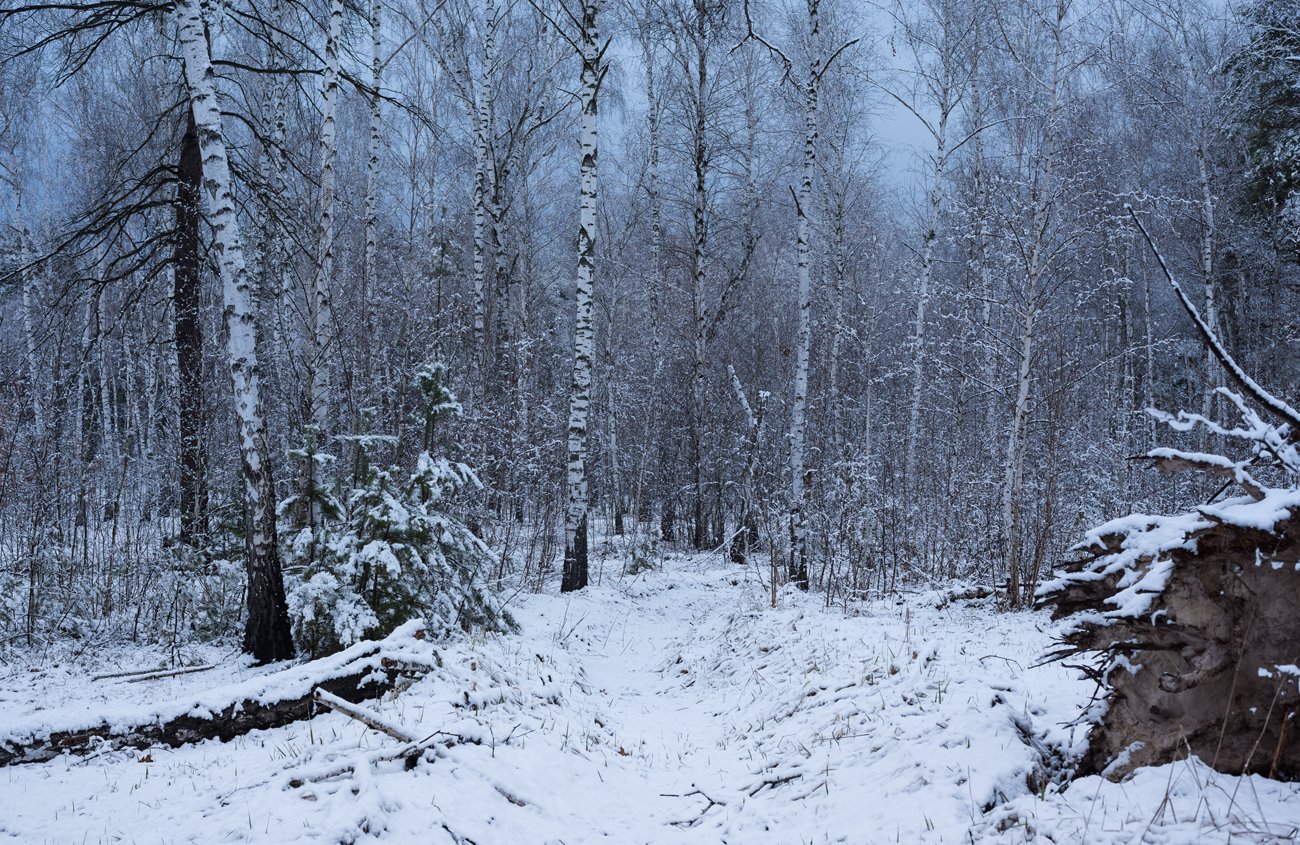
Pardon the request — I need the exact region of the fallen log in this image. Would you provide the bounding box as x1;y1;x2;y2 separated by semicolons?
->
0;621;436;767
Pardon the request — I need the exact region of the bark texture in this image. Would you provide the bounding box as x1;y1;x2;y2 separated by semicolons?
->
175;111;207;546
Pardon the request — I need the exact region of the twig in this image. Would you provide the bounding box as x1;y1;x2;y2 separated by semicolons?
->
92;664;216;682
663;788;727;827
748;772;802;797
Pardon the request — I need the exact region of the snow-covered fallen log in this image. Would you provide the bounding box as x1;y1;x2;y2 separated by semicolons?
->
0;621;436;767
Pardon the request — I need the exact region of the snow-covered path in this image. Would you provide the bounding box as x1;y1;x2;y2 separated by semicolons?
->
2;555;1298;844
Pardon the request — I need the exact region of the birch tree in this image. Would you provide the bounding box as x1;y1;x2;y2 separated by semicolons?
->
996;0;1075;607
176;0;294;660
528;0;607;591
876;0;979;493
362;0;383;394
739;0;856;588
308;0;343;446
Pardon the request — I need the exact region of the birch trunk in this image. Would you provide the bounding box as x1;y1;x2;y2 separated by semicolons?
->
470;1;497;357
785;60;816;585
1197;146;1218;418
1002;280;1038;606
258;4;294;410
309;0;343;443
363;0;382;378
1000;0;1065;609
97;290;115;451
787;0;824;589
640;18;664;529
562;0;601;593
903;111;949;492
16;199;44;446
972;78;999;439
177;0;294;662
825;185;847;463
689;11;708;551
643;26;663;374
729;365;762;565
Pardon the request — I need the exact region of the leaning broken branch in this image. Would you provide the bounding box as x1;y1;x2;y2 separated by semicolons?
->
312;689;417;743
1127;204;1300;431
1146;448;1267;500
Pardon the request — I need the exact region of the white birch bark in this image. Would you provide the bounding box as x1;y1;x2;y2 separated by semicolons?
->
562;0;601;592
638;13;664;525
309;0;343;434
365;0;382;325
688;13;708;550
642;18;663;374
787;0;822;589
360;0;382;399
1000;0;1066;608
471;0;497;355
729;364;764;563
16;199;45;444
1197;146;1218;417
1143;274;1156;448
825;183;847;461
176;0;293;661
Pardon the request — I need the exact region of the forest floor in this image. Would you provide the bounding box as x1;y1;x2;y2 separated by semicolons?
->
1;551;1298;843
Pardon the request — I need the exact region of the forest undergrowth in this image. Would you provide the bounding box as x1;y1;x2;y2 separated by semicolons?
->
2;547;1296;844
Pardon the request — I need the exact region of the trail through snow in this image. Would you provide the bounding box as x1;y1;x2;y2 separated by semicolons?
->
2;554;1297;843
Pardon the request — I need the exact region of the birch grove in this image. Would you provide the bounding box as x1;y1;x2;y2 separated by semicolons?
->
0;0;1295;648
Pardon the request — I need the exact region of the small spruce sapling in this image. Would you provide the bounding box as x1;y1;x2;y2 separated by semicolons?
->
279;425;345;566
279;426;351;656
286;364;514;656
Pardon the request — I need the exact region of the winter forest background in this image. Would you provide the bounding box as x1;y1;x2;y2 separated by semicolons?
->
1;0;1298;653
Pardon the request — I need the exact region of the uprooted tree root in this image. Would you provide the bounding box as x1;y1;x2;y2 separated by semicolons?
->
1041;507;1300;781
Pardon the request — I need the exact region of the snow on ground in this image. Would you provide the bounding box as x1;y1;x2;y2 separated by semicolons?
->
1;553;1297;844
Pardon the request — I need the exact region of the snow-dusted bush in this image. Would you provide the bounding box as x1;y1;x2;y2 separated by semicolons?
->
286;364;515;657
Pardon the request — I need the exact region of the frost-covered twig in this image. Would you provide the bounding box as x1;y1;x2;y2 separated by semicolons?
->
665;788;727;828
1127;205;1300;432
